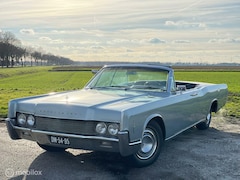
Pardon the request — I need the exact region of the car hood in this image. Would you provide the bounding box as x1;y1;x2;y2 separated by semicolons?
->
16;89;161;122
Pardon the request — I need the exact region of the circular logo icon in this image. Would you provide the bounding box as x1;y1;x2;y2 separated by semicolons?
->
5;168;14;178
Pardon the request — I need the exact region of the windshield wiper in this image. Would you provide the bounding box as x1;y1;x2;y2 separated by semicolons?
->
129;85;166;91
107;85;130;90
90;86;129;90
109;85;128;88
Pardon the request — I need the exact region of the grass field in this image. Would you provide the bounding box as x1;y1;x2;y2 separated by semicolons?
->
0;66;239;118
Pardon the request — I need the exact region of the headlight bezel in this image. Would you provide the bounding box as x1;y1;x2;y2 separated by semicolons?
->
108;123;119;136
27;115;36;126
17;113;35;127
95;122;120;136
17;113;27;125
95;122;107;135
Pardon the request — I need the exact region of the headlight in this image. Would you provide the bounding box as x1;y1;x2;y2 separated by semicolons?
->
17;113;26;125
95;122;107;134
108;124;119;135
27;115;35;126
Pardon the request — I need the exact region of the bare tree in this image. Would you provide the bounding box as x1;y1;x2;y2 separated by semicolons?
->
0;31;74;68
0;31;21;67
31;51;42;66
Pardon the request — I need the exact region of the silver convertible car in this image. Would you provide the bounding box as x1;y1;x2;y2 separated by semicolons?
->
6;64;228;167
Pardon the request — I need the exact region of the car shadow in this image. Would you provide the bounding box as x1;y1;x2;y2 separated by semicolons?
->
9;150;134;180
8;126;240;180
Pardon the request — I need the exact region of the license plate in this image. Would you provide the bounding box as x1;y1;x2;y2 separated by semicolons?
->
50;136;70;145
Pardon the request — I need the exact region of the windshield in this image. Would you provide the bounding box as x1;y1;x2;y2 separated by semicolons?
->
86;67;169;92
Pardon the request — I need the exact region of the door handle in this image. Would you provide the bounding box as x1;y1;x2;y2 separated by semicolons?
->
191;93;198;96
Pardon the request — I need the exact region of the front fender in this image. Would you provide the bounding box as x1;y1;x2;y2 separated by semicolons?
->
127;113;165;143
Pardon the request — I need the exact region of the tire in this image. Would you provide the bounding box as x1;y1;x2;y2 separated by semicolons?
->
130;121;164;167
37;143;66;152
196;111;212;130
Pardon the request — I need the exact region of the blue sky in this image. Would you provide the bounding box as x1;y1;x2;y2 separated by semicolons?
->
1;0;240;63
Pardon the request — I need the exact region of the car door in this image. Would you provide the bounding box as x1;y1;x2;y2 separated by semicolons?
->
161;88;204;139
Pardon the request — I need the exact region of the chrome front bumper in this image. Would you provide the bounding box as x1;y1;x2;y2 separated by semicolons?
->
6;118;140;156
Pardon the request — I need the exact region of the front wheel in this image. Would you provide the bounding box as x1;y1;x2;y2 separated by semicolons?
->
130;121;164;167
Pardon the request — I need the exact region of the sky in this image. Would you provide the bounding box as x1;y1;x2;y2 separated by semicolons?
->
0;0;240;64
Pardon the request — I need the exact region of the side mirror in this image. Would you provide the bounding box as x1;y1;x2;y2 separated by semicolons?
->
91;69;98;74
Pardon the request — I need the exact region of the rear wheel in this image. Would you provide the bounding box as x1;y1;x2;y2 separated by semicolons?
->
37;143;66;152
196;111;212;130
130;121;164;167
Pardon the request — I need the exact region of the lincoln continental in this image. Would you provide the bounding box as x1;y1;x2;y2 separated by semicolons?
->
6;64;228;167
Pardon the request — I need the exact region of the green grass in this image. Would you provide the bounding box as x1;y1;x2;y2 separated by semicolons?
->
0;67;239;118
0;66;52;78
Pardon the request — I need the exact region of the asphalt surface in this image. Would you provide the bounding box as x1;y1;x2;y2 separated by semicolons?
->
0;116;239;180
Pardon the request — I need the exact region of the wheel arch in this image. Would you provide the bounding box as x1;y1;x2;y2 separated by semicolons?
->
210;99;218;113
143;114;166;140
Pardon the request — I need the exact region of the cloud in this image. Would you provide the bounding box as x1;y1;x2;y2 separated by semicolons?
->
39;36;63;44
90;46;104;50
198;23;207;28
51;30;67;34
20;29;35;35
149;38;166;44
165;21;179;26
39;36;51;41
173;40;191;43
51;39;64;44
164;21;207;29
208;38;240;43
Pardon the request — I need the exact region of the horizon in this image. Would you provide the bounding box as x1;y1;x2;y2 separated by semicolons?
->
1;0;240;63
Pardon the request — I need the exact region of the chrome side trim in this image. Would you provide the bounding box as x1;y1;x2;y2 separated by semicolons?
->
118;131;142;146
165;118;205;141
14;126;31;131
129;140;141;146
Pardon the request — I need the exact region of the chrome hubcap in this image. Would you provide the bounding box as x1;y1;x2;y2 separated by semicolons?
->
137;129;157;160
206;112;211;124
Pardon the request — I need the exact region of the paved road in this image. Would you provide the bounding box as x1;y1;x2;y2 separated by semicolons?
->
0;117;239;180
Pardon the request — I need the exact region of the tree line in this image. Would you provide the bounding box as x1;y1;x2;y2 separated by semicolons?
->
0;31;74;68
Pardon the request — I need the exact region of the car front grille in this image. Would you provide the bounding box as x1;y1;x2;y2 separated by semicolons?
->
35;117;97;136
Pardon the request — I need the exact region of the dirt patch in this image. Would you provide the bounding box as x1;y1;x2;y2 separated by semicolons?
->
0;118;5;122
